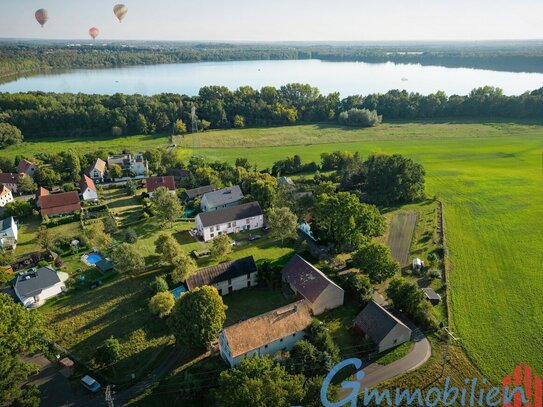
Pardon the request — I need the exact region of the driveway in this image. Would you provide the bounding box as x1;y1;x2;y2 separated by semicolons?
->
23;354;105;407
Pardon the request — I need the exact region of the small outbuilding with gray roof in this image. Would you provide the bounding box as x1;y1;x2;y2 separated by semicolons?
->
201;185;244;212
353;300;412;352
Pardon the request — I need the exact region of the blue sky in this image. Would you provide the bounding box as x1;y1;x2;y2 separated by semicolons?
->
1;0;542;41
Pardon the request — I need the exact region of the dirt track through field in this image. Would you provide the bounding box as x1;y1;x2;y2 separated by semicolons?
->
386;212;418;267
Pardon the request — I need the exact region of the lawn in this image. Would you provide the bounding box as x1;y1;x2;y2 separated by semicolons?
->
385;211;418;268
223;287;292;326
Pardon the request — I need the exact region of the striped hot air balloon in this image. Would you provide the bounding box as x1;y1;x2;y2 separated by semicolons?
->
113;4;128;23
89;27;100;41
35;9;48;28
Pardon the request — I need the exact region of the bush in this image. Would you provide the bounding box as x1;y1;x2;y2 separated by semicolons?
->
428;269;442;280
125;227;138;243
149;291;175;318
149;276;169;294
94;337;122;366
338;108;382;127
342;272;373;307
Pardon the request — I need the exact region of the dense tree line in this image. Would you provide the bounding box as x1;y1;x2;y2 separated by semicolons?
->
1;84;542;140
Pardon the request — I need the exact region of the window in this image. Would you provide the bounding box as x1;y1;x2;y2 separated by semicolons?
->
233;221;237;227
228;279;232;285
210;233;214;238
264;344;268;349
228;222;231;228
280;338;283;342
393;339;398;344
246;218;250;224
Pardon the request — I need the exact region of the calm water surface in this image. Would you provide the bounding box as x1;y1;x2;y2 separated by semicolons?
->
1;59;542;96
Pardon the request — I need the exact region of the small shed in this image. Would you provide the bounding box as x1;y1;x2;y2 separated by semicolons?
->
96;259;114;273
412;258;424;271
59;357;75;377
422;287;442;305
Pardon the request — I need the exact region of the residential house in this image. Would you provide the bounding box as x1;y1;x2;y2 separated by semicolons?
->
219;300;312;367
278;176;296;189
16;159;39;177
13;266;67;308
0;216;18;250
180;184;216;203
353;300;412;353
80;175;99;203
186;256;258;295
146;176;176;197
38;190;81;217
0;185;14;207
195;201;263;242
107;153;148;177
201;185;244;212
281;254;344;315
87;158;106;183
0;173;19;194
167;168;191;183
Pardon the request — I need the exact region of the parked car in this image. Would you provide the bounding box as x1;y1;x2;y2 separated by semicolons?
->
248;234;262;241
80;375;101;393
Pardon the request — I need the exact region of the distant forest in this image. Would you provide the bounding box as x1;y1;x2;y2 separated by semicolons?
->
1;41;543;81
0;84;542;139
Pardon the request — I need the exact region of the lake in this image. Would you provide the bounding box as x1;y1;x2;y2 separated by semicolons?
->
1;59;542;96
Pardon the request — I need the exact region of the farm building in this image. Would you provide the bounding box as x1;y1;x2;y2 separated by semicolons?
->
186;256;258;295
219;300;312;367
422;287;442;305
353;300;412;353
201;185;244;212
281;254;344;315
195;202;264;242
181;185;216;202
38;190;81;217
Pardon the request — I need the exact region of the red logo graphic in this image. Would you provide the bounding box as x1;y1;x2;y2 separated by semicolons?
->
502;364;542;407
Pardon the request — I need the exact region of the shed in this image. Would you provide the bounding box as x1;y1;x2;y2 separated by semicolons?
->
422;287;442;305
96;259;114;273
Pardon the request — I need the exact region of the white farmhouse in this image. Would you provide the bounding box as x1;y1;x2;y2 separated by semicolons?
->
186;256;258;295
13;266;67;308
219;300;312;367
0;216;18;250
195;201;263;242
281;254;345;316
201;185;244;212
87;158;106;183
0;185;14;207
80;175;99;203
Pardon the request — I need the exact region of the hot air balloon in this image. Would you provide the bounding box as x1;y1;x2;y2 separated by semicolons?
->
113;4;128;23
89;27;100;41
35;9;48;28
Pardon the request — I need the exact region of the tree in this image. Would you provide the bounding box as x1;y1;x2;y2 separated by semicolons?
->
155;233;184;265
112;243;146;276
338;108;382;127
386;278;438;330
144;149;163;173
171;252;197;284
235;157;252;171
63;151;81;182
168;286;227;348
62;182;76;192
210;234;233;260
342;272;373;306
241;172;278;210
173;119;187;135
103;216;118;234
5;201;33;218
149;291;175;318
35;167;61;189
109;163;123;179
94;337;122;366
288;340;321;377
36;226;52;251
0;156;14;172
125;227;138;243
0;294;48;406
136;114;149;134
267;207;298;244
151;187;184;227
351;241;400;283
233;114;245;128
0;123;24;148
87;222;112;253
125;179;138;196
312;192;385;251
214;357;306;407
17;175;37;195
149;276;169;293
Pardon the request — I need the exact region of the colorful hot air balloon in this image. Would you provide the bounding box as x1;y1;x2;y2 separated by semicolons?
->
89;27;100;41
113;4;128;23
35;9;48;28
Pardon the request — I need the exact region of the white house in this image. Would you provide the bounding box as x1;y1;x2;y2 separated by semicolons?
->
195;201;263;242
281;254;345;316
13;266;67;308
353;300;412;353
186;256;258;295
107;153;148;177
219;300;312;367
0;173;19;194
16;159;39;177
0;216;18;250
88;158;106;183
0;185;14;207
201;185;244;212
79;175;99;202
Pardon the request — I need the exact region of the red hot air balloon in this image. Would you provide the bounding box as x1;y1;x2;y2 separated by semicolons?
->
89;27;100;41
113;4;128;23
35;9;49;28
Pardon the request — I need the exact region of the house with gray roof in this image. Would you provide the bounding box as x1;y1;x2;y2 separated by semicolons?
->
353;300;412;352
186;256;258;295
0;216;18;250
195;201;263;242
281;254;344;315
181;185;216;202
201;185;244;212
13;266;67;308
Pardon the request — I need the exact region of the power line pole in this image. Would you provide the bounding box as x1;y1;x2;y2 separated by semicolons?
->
105;385;115;407
441;327;459;377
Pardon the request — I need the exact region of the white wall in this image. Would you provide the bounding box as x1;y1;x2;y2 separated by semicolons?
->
312;284;345;316
379;324;412;352
82;188;99;202
198;215;264;242
0;189;14;207
210;272;258;295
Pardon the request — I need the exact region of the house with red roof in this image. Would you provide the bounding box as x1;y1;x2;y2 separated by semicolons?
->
38;189;81;217
79;175;98;202
16;159;39;177
146;176;176;197
0;173;19;194
0;185;14;207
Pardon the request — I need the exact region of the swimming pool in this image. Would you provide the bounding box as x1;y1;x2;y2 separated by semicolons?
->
86;253;104;265
171;285;187;299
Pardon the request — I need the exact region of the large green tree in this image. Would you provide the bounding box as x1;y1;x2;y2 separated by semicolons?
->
213;357;306;407
168;286;227;348
209;234;233;260
386;278;438;330
171;252;197;284
266;207;298;244
151;187;184;227
0;123;23;148
112;243;146;276
351;241;400;283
